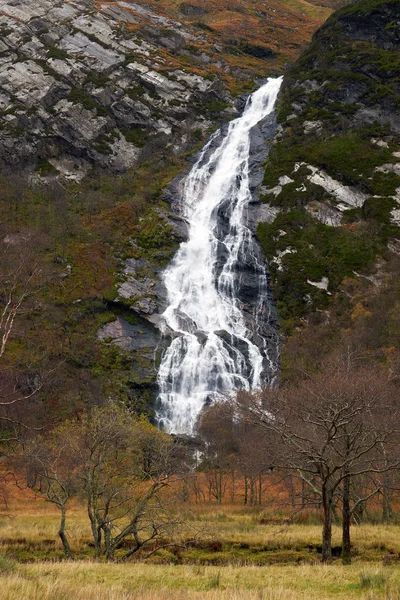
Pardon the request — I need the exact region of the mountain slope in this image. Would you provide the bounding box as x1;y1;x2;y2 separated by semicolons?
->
3;0;392;425
0;0;340;423
257;0;400;334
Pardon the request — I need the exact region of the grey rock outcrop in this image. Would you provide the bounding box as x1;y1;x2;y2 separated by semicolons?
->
0;0;231;179
98;315;159;352
178;3;207;16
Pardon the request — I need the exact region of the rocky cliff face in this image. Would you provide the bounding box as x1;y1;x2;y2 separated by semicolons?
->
95;109;281;394
0;0;233;179
257;0;400;333
0;0;335;180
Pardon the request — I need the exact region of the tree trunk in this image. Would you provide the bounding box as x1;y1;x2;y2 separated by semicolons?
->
286;474;296;509
301;478;306;509
208;478;212;503
59;503;72;559
382;472;393;523
321;484;333;563
218;471;223;505
88;499;101;557
250;476;255;506
352;500;364;524
214;471;223;505
193;474;204;504
181;478;189;503
231;469;236;504
104;523;114;561
341;472;351;564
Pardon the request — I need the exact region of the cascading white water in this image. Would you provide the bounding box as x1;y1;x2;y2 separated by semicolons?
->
156;77;283;435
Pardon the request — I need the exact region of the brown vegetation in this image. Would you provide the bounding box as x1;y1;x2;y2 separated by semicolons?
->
97;0;334;89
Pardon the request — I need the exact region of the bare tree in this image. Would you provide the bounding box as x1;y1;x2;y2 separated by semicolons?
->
237;357;400;563
16;431;79;558
0;233;43;364
77;408;177;562
0;229;56;441
197;402;237;504
236;421;274;506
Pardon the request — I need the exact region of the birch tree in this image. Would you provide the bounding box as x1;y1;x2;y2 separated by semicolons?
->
17;431;79;558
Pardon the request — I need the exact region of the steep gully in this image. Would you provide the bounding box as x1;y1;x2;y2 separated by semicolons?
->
155;78;283;435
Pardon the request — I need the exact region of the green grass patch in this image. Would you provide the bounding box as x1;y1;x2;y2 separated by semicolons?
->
122;127;148;147
35;159;57;176
68;87;108;115
263;130;395;193
47;46;69;60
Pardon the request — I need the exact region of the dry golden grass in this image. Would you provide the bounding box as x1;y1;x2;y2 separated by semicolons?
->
96;0;333;88
277;0;332;20
2;562;400;599
2;499;400;598
1;502;400;564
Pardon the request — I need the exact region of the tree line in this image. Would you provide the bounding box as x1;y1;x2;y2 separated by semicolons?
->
2;352;398;565
195;354;400;564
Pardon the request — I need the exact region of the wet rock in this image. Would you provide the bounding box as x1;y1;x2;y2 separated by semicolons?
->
118;277;155;301
247;203;280;228
133;297;158;315
248;111;278;200
116;250;170;323
98;315;159;352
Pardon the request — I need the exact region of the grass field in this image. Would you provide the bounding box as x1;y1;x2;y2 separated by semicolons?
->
277;0;332;20
2;503;400;598
2;504;400;564
2;561;400;599
1;498;400;558
2;486;400;598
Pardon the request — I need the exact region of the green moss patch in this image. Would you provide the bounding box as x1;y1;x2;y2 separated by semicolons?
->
122;127;148;147
68;87;109;115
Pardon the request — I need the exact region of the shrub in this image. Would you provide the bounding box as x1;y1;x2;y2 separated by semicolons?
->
123;127;148;147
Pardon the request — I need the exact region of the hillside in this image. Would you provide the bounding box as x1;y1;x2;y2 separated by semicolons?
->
1;0;399;426
256;0;400;365
0;0;334;178
0;0;341;423
2;0;400;591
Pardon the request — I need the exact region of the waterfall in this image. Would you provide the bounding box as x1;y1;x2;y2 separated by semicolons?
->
156;77;283;435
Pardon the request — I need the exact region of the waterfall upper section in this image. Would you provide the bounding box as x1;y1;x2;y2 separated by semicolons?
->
156;78;283;435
